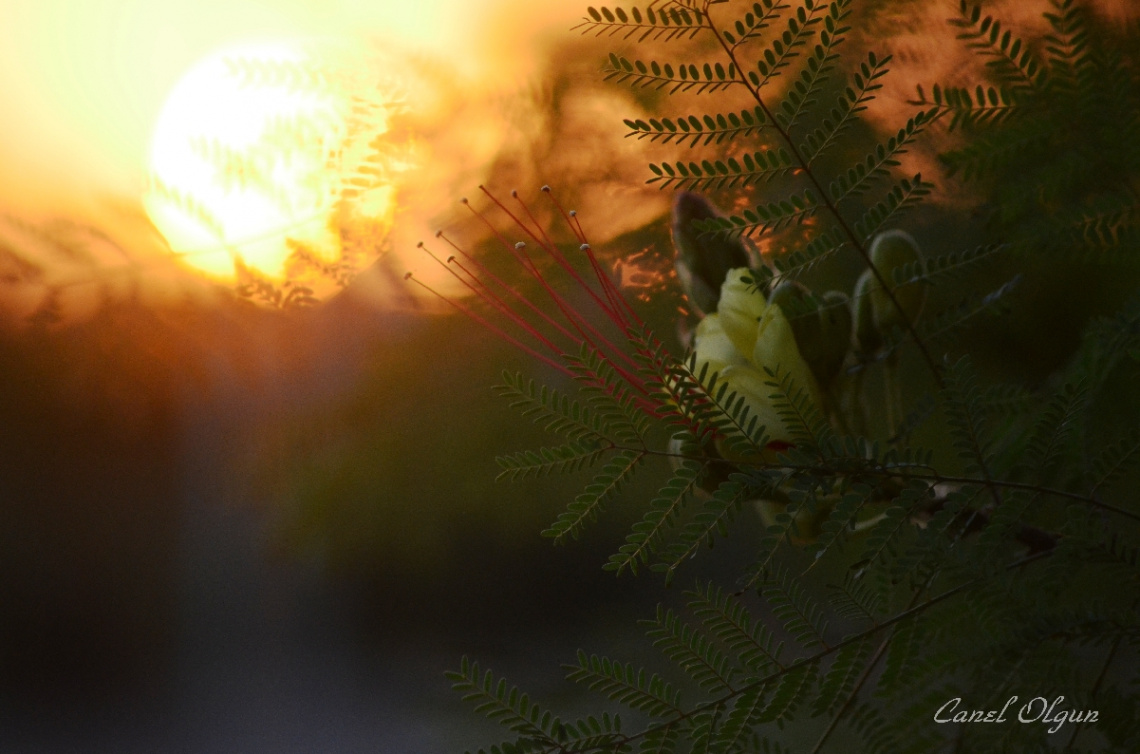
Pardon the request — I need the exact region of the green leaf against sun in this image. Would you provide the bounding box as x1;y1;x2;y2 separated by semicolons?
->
576;4;708;43
625;106;769;147
604;53;738;94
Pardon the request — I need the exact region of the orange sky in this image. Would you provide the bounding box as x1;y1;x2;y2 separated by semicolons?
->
0;0;592;316
0;0;571;212
13;0;1128;320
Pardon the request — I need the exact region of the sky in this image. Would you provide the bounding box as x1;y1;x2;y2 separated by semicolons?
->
0;0;469;212
0;0;604;319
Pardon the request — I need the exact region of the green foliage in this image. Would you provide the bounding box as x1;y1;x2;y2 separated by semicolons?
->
913;0;1140;256
625;106;769;147
450;1;1140;752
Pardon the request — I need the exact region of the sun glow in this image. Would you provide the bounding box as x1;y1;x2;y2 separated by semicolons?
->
144;40;408;283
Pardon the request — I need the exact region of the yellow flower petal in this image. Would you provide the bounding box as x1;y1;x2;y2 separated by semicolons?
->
691;267;823;447
720;363;788;439
752;303;823;410
693;313;749;376
716;269;766;360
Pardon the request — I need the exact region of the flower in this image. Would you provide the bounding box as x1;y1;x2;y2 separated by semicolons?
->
693;268;823;454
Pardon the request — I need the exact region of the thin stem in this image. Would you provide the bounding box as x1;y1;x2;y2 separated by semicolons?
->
600;549;1050;751
1064;631;1125;751
883;354;898;439
437;231;584;346
403;273;571;376
808;621;892;753
420;244;564;354
621;441;1140;525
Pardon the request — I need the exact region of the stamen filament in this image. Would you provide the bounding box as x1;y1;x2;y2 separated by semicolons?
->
542;187;642;328
419;243;562;355
464;196;642;379
481;186;627;329
436;231;583;347
404;272;572;376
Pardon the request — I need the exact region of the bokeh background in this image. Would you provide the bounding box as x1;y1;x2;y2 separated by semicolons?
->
1;0;1137;751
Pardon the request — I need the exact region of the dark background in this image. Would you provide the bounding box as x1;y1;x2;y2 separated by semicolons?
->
3;2;1138;750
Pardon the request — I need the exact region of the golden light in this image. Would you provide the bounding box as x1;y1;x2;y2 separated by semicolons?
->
143;40;409;284
0;0;646;319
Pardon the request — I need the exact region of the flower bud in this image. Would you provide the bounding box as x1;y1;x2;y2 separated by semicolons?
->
770;279;824;368
816;291;853;385
671;192;751;316
868;229;927;334
768;282;852;387
853;268;882;357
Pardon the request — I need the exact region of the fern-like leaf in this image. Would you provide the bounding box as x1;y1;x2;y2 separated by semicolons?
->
802;483;876;565
852;174;933;240
604;53;738;95
656;474;755;584
830;110;938;202
722;0;788;50
758;660;819;723
801;52;892;164
913;81;1022;130
643;605;738;693
769;227;847;277
496;438;610;481
624;107;768;147
567;345;654;445
607;459;707;575
826;571;884;627
496;371;611;442
759;564;830;650
950;0;1046;91
812;635;872;717
543;449;645;542
854;482;930;578
648;148;795;191
558;712;629;753
764;365;833;450
575;5;707;43
566;651;685;719
447;657;564;744
778;0;853;130
688;582;786;675
1089;426;1140;496
701;190;819;239
747;0;828;92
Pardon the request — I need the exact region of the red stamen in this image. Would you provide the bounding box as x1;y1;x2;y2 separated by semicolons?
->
464;194;641;378
542;187;642;329
406;188;685;418
511;240;649;394
480;186;627;329
419;243;563;355
577;242;627;330
512;189;557;251
436;231;584;347
541;185;587;245
404;272;572;376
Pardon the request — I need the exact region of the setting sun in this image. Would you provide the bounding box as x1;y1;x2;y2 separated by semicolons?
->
143;40;407;282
